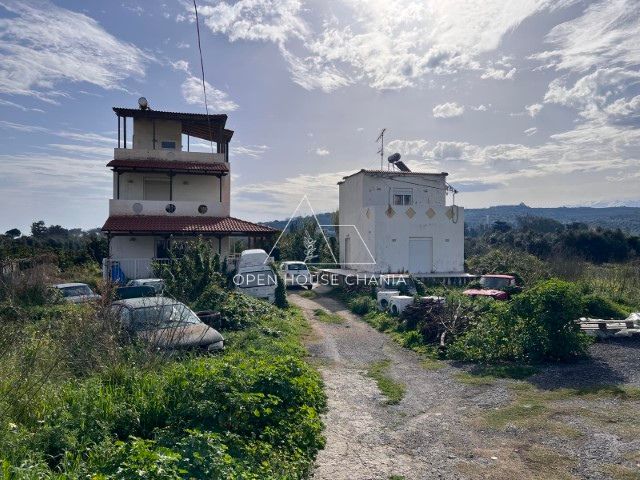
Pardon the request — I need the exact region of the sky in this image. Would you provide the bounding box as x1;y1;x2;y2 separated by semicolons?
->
0;0;639;233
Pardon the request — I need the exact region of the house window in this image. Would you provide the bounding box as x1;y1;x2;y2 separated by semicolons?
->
393;188;413;206
161;141;176;149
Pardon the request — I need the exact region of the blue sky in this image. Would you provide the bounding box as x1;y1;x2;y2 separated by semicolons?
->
1;0;639;232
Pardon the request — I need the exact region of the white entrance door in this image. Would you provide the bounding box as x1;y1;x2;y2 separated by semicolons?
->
408;237;433;274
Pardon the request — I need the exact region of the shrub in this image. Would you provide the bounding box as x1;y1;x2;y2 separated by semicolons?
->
450;279;591;363
467;249;549;286
582;293;630;319
273;266;289;309
194;285;278;330
348;296;377;315
155;237;227;304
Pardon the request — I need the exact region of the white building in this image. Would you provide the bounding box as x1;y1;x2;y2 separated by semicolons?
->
338;169;465;278
101;102;276;281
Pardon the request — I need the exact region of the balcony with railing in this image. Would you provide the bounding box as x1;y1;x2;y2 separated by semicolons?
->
114;148;226;164
109;199;229;218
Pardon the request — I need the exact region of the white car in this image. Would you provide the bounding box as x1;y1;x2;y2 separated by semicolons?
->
126;278;165;294
280;261;313;289
54;283;101;304
234;249;277;303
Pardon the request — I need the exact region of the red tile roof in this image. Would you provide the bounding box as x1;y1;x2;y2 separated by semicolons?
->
102;215;277;235
107;159;229;174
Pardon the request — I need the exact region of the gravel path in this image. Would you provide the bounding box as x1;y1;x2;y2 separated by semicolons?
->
291;287;640;480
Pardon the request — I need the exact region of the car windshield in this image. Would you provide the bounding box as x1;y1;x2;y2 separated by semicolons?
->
287;264;308;271
129;303;201;331
480;277;511;289
60;285;93;297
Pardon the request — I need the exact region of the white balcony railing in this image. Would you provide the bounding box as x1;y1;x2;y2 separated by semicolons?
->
114;148;225;164
109;199;230;218
103;258;170;282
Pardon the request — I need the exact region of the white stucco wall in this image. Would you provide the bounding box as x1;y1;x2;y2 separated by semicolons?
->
338;171;464;274
113;172;230;216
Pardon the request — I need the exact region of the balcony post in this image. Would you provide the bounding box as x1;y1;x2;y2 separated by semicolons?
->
123;117;127;149
117;116;120;148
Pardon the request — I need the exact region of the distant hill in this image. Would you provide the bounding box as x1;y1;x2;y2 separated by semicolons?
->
262;205;640;234
464;204;640;234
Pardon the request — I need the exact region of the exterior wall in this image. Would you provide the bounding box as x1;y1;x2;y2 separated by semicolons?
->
112;171;230;217
133;119;182;150
338;171;464;274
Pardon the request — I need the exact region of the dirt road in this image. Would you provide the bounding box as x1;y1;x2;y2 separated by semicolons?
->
290;288;640;480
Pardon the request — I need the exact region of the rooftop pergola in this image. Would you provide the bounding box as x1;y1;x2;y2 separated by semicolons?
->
113;107;234;157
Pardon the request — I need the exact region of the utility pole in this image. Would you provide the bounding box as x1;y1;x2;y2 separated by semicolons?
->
376;128;386;169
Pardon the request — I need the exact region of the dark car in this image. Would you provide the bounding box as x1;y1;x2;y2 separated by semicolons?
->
111;297;224;351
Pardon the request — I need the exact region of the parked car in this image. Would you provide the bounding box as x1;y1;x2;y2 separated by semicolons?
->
111;296;224;351
115;285;156;300
53;283;100;303
126;278;165;294
463;274;519;300
280;261;313;288
234;249;276;303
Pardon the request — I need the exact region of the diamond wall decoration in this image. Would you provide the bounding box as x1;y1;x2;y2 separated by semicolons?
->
445;207;454;219
405;207;415;218
365;208;371;219
385;206;395;218
426;208;436;218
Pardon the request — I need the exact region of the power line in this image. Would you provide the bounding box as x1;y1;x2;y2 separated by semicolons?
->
192;0;215;155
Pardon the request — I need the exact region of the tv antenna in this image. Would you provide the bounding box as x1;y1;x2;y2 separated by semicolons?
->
376;128;386;169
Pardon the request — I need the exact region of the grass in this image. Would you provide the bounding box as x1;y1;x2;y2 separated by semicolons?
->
455;364;539;386
313;308;344;324
299;289;318;299
481;382;640;441
421;357;446;370
366;359;406;405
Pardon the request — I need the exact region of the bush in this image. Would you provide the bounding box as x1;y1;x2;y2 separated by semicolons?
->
582;293;630;319
274;266;289;309
348;296;377;315
155;237;227;304
0;309;326;479
194;285;278;331
467;249;549;286
450;279;591;363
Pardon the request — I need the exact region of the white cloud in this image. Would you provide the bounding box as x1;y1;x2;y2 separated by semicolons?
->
532;0;640;72
193;0;308;44
232;144;269;158
315;148;330;156
481;67;516;80
543;68;640;122
472;104;488;111
171;59;190;72
181;76;238;111
526;103;543;117
524;127;538;136
182;0;574;91
433;102;464;118
0;0;149;101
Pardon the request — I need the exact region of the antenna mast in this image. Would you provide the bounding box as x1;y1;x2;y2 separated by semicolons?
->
376;128;386;169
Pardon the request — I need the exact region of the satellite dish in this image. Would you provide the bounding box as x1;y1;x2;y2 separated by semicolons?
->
138;97;148;110
387;152;401;164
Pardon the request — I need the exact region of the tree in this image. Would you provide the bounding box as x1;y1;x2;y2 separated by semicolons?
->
5;228;21;239
30;220;47;237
